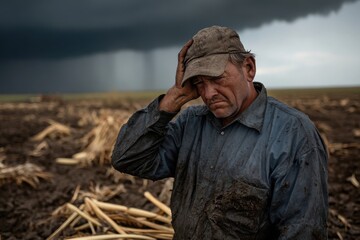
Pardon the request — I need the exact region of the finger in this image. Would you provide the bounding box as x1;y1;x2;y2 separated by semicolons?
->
176;39;193;87
178;39;193;63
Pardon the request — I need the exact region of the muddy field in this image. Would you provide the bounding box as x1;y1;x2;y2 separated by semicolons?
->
0;89;359;239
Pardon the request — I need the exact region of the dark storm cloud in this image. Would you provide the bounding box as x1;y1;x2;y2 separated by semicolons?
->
0;0;357;60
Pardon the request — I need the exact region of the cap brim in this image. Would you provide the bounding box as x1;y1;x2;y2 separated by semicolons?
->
181;54;229;86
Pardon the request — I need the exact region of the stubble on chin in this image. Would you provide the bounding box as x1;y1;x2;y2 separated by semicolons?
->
210;105;234;118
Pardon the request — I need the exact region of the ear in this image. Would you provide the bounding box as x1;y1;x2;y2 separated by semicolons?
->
242;57;256;82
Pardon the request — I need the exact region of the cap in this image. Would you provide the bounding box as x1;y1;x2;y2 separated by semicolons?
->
182;26;246;86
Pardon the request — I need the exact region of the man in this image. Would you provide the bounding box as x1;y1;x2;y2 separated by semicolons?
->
112;26;328;239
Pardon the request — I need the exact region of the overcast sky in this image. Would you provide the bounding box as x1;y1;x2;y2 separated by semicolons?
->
0;0;359;93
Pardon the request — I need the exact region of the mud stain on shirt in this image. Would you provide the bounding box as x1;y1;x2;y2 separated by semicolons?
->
205;179;269;239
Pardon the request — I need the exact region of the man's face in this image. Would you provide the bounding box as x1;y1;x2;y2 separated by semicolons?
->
192;60;256;125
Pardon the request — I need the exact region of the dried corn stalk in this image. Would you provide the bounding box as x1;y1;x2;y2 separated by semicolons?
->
336;231;344;240
48;192;173;240
329;208;352;229
30;141;49;157
106;167;136;184
144;191;172;217
0;162;52;188
56;111;130;166
316;122;332;133
328;142;360;154
86;183;127;202
0;147;6;168
353;128;360;137
346;174;360;188
339;98;350;107
158;179;174;207
52;183;126;219
31;119;71;141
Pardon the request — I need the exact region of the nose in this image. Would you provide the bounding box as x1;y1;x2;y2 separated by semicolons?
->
203;81;218;101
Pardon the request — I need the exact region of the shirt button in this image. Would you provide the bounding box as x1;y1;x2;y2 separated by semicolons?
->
220;131;224;135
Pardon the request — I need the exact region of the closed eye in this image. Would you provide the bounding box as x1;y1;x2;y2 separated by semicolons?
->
210;75;225;84
191;78;203;85
212;76;223;81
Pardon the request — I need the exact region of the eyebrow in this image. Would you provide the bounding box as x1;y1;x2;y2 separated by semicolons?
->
191;73;225;85
207;75;223;81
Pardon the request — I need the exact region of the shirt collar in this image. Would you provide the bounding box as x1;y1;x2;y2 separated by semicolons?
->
235;82;267;132
196;82;267;132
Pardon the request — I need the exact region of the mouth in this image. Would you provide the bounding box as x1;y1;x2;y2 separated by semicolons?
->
208;100;227;109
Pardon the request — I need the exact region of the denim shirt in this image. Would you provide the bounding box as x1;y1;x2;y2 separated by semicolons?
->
112;82;328;240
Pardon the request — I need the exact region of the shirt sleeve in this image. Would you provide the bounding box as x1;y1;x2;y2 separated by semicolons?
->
269;144;328;239
111;95;182;181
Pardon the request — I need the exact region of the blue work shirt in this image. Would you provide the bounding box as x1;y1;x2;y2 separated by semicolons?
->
112;82;328;239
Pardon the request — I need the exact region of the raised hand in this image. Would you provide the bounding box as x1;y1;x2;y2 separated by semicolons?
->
159;39;199;112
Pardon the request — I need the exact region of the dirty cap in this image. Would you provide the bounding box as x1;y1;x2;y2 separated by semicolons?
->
182;26;246;86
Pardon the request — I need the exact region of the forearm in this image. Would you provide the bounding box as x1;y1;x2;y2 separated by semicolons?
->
111;96;178;180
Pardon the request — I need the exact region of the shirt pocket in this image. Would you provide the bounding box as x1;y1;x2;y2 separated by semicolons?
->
205;179;269;239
